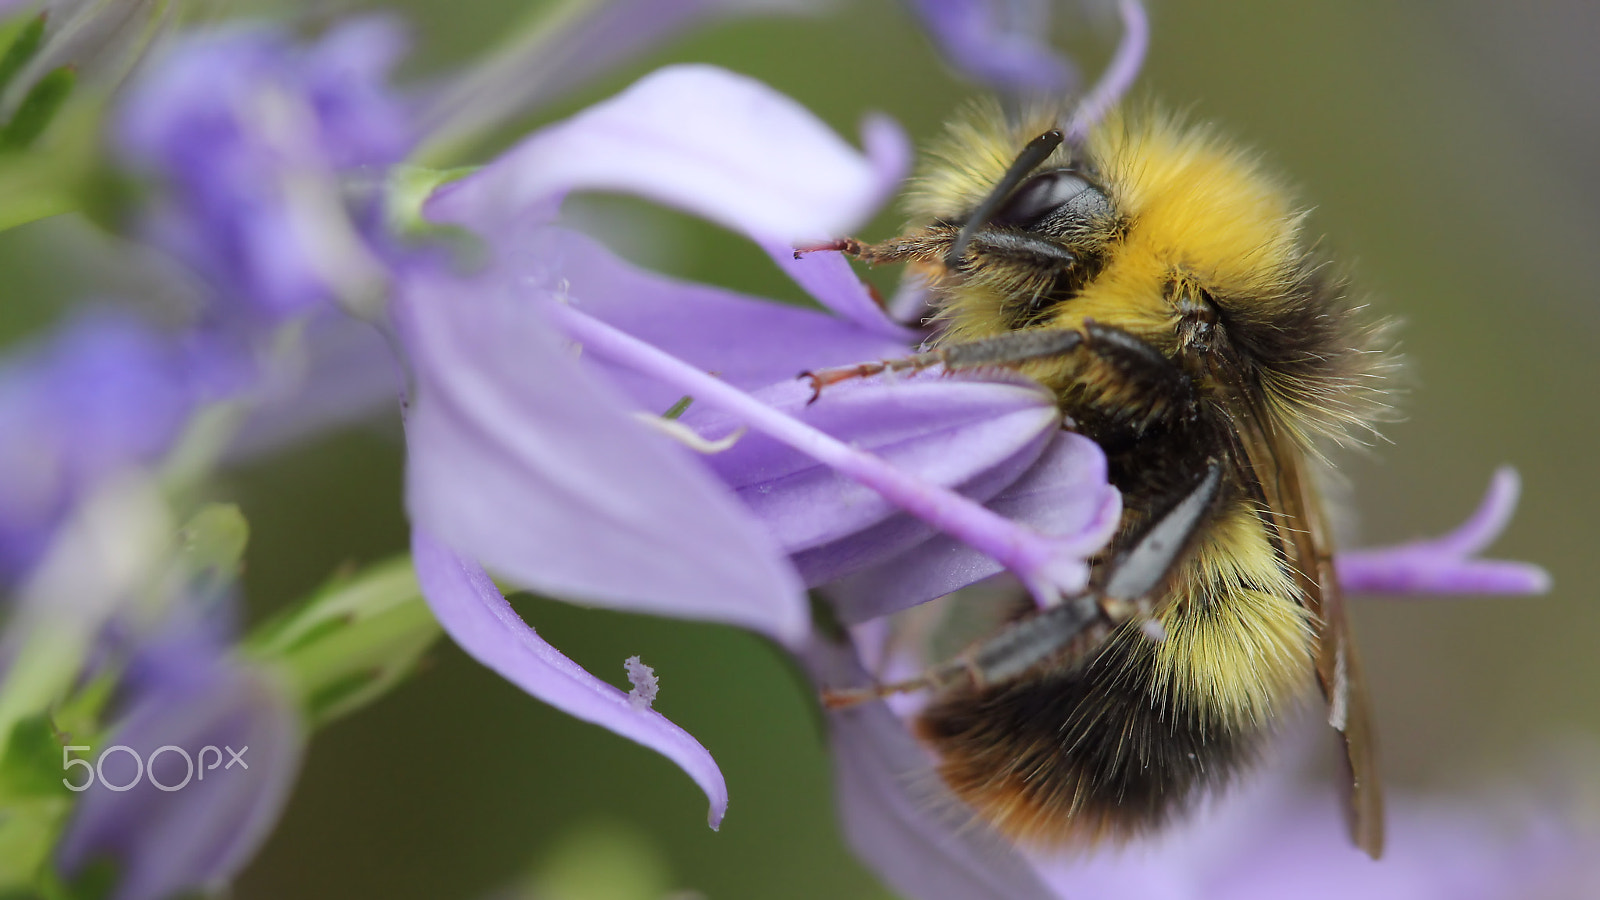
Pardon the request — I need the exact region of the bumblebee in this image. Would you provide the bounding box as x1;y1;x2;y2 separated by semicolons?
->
812;102;1395;856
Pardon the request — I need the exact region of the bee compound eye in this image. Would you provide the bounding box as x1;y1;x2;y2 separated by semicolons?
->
993;171;1112;231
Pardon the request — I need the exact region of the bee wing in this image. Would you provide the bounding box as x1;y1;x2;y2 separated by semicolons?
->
1236;408;1386;859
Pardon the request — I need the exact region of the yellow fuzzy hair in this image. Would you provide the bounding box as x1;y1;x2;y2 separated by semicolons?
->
905;101;1393;455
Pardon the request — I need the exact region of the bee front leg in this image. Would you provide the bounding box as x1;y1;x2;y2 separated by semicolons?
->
821;461;1223;709
800;328;1087;403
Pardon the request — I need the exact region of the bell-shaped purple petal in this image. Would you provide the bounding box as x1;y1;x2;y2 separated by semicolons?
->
1336;468;1551;596
413;62;1111;629
0;310;242;582
55;650;304;900
825;429;1120;623
397;264;807;642
902;0;1076;93
806;636;1063;900
766;241;923;341
427;64;909;244
411;530;729;828
1063;0;1150;141
114;17;412;319
555;303;1115;606
1036;747;1600;900
527;228;909;410
679;374;1063;582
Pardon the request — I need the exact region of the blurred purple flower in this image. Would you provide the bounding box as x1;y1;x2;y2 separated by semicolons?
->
417;0;819;158
114;17;412;320
900;0;1149;132
1035;752;1600;900
400;64;1122;823
1337;467;1550;596
55;618;304;900
903;0;1078;93
0;310;241;583
812;458;1552;900
817;626;1594;900
813;465;1552;897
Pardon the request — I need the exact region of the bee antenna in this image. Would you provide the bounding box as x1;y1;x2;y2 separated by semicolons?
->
945;128;1064;270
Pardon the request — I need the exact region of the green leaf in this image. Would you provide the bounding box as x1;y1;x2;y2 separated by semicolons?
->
51;857;118;900
0;66;76;152
0;794;71;896
0;717;73;895
0;91;104;232
0;15;46;100
0;716;65;802
0;152;76;231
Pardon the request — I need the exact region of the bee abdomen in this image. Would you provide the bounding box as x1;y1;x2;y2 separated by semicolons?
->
914;634;1262;846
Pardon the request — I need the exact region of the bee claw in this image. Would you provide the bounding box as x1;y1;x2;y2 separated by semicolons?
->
799;370;823;405
820;687;869;709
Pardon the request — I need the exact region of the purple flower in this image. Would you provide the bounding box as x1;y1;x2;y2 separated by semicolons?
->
417;0;819;159
1337;468;1550;596
901;0;1148;134
903;0;1078;93
0;310;239;582
809;459;1552;898
114;17;412;320
1035;746;1599;900
55;631;304;900
817;626;1588;900
411;533;730;827
400;64;1122;824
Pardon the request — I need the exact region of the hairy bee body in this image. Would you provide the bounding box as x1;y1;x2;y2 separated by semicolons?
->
855;104;1392;847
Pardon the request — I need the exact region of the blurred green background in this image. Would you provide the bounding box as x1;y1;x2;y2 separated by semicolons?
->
6;0;1597;896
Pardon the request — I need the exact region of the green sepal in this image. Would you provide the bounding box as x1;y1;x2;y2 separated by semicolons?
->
0;149;77;231
385;164;476;236
176;503;249;594
0;15;46;100
0;86;105;233
0;719;71;896
246;556;442;728
40;857;118;900
1;66;76;151
383;164;485;267
0;791;72;897
0;716;67;802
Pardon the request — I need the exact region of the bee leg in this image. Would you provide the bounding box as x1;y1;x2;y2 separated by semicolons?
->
793;236;928;265
821;461;1223;709
819;592;1118;709
793;238;867;259
1103;460;1222;600
803;320;1191;404
947;128;1065;267
800;328;1085;403
953;231;1077;276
